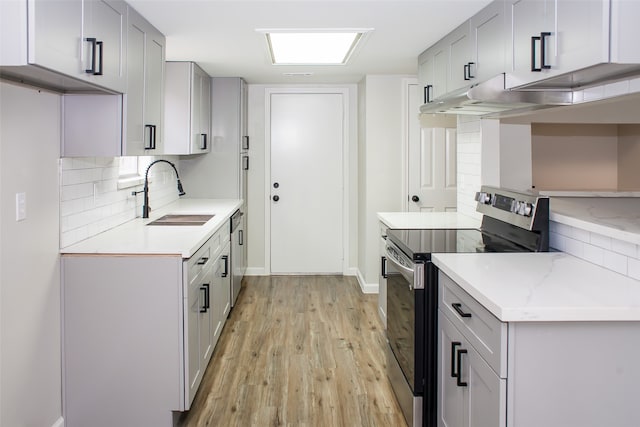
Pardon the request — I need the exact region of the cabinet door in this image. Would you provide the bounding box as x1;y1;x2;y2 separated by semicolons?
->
471;0;506;83
199;264;214;366
418;42;448;104
446;21;472;93
190;67;211;154
124;9;146;155
145;27;165;153
125;10;165;156
378;224;387;327
506;0;555;88
438;312;465;427
28;0;83;76
186;267;203;403
211;244;230;349
555;0;608;73
464;338;506;427
83;0;127;92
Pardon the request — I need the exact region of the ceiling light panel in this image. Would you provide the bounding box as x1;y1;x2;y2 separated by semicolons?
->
260;29;372;65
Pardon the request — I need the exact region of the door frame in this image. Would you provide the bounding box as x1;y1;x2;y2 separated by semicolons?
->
400;78;417;212
264;87;351;275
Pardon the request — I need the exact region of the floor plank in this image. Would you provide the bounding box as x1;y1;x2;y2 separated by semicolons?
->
178;275;407;427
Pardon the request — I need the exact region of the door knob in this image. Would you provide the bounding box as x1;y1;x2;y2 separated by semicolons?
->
273;182;279;188
411;195;420;202
273;195;280;202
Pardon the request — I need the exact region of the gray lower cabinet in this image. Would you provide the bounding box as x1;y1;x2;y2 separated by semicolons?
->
378;221;387;327
438;271;640;427
62;229;230;427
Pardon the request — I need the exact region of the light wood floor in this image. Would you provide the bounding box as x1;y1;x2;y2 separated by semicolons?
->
178;275;407;427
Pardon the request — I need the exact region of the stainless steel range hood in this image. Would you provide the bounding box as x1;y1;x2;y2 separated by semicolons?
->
420;74;573;116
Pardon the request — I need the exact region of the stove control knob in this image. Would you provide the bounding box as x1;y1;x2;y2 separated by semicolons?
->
475;192;492;204
523;203;533;216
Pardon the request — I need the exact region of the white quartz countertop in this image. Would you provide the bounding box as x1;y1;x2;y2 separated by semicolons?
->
433;252;640;322
550;197;640;245
377;212;481;230
60;199;242;258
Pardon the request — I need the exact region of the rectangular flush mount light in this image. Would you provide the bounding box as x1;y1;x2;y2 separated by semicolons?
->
259;29;372;65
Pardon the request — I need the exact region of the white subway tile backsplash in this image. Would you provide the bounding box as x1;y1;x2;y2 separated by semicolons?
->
564;237;584;258
570;227;590;243
549;232;566;251
603;250;628;275
60;155;181;247
590;232;612;250
628;258;640;281
611;239;637;258
583;243;604;266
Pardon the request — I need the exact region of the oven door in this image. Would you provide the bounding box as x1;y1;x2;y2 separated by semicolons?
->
385;240;425;394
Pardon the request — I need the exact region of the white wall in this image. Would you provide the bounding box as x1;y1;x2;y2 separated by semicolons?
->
358;76;407;287
245;84;358;276
0;81;62;427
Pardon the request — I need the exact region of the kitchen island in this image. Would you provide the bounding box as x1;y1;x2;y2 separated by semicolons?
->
61;198;242;427
433;251;640;427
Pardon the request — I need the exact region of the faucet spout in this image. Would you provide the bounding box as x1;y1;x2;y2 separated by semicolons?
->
132;159;186;219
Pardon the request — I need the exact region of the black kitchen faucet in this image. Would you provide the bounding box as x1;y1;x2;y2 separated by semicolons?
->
132;159;186;218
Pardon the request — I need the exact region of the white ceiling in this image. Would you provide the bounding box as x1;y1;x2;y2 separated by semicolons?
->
126;0;493;84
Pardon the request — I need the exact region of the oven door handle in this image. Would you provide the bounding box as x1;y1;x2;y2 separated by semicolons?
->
385;246;415;287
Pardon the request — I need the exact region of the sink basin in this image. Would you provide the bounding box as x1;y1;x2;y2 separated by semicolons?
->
147;214;214;226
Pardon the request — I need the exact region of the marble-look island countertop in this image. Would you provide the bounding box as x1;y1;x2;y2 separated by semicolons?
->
433;252;640;322
377;212;481;229
60;199;242;258
550;197;640;245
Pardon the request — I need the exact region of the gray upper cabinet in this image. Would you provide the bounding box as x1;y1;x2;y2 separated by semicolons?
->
125;6;166;156
418;40;448;104
164;62;212;155
418;0;506;104
82;0;128;93
506;0;640;89
0;0;127;93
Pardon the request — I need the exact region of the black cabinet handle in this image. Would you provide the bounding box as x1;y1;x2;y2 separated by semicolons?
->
145;124;156;150
456;348;468;387
239;229;244;246
85;38;97;74
243;155;249;171
242;135;250;150
423;85;433;104
221;255;229;277
467;62;475;79
531;35;541;71
200;284;210;312
451;341;461;378
452;302;472;318
197;257;209;265
540;32;551;70
96;40;104;75
381;256;387;279
200;134;208;150
464;64;470;81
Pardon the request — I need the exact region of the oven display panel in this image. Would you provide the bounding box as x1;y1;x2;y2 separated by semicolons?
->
493;194;514;212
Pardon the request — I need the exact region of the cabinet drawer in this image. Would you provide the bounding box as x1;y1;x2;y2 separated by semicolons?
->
439;271;507;377
188;239;211;280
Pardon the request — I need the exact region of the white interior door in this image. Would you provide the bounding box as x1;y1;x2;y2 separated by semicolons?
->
270;93;343;274
408;105;457;212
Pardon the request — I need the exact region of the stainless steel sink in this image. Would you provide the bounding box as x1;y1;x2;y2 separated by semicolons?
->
147;214;214;226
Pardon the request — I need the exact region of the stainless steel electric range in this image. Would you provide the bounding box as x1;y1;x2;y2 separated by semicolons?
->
384;186;549;427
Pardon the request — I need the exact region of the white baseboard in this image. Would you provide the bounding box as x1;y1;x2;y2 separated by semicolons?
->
52;416;64;427
356;269;379;294
244;267;266;276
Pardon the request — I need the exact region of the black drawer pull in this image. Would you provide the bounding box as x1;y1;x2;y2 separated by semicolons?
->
381;256;387;279
452;302;472;318
197;257;209;265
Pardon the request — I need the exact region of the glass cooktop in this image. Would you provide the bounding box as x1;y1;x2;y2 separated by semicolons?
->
387;228;533;261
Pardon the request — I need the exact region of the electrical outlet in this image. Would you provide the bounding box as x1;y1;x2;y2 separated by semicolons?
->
16;192;26;221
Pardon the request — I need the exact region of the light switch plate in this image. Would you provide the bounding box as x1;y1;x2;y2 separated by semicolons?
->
16;192;26;221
